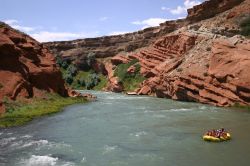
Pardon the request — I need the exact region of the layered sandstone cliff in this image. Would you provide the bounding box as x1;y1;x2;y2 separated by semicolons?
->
187;0;244;22
116;0;250;106
46;0;249;107
0;22;68;113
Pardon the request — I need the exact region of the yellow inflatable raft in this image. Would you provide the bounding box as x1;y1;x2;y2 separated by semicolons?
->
203;133;231;142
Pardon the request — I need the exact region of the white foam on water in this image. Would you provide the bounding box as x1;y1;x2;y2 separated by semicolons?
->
105;96;148;100
10;140;24;148
144;110;154;113
0;132;2;136
167;108;193;112
50;141;72;149
20;135;33;139
199;106;207;110
0;137;16;146
60;162;76;166
130;131;147;138
20;155;58;166
102;145;118;154
81;156;86;163
21;140;49;149
135;106;146;110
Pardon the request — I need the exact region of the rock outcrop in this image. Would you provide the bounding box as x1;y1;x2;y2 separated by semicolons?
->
137;35;250;106
107;0;250;106
45;0;250;107
104;62;124;92
187;0;244;22
0;22;68;113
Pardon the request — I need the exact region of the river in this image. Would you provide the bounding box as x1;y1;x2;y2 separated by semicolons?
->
0;91;250;166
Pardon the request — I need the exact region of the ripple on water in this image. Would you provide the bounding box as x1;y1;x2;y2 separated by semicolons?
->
102;145;118;154
20;135;33;139
0;137;17;146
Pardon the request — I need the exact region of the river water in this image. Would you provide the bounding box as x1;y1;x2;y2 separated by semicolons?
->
0;91;250;166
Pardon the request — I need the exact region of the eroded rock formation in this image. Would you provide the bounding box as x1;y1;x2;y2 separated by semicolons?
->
136;35;250;106
45;0;250;107
187;0;244;22
0;22;68;113
109;0;250;106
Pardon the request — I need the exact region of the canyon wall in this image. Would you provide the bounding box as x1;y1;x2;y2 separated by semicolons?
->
44;20;186;61
0;22;68;113
116;0;250;106
187;0;244;22
45;0;249;107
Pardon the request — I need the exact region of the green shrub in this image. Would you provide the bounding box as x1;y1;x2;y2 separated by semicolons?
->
77;78;86;87
93;74;108;91
240;16;250;37
56;56;63;67
241;26;250;37
114;59;145;91
114;59;139;82
64;74;74;85
85;73;101;89
67;65;78;76
87;52;96;67
61;61;69;69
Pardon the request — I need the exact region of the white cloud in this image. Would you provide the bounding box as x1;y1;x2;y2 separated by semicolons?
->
132;18;168;29
108;31;130;36
169;6;186;15
31;31;99;42
161;6;170;11
4;19;18;25
161;6;166;10
164;0;201;15
3;19;36;32
99;17;108;21
3;19;100;42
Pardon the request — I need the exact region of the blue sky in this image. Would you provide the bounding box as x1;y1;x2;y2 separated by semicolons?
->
1;0;203;42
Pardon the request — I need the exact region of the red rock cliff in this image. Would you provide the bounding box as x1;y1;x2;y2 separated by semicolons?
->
0;22;68;113
45;0;250;107
110;0;250;106
187;0;244;22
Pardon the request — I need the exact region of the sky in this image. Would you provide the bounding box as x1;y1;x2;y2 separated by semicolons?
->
0;0;204;42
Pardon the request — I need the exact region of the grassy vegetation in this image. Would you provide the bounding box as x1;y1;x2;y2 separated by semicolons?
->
240;16;250;37
0;94;87;128
233;103;250;111
93;74;108;91
114;59;146;91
